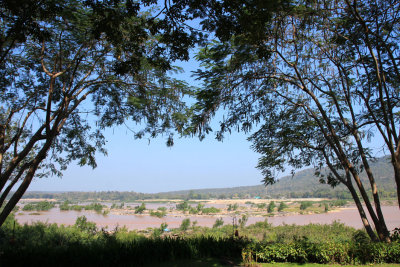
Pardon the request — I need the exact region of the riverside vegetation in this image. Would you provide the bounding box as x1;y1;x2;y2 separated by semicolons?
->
1;212;399;266
16;198;353;219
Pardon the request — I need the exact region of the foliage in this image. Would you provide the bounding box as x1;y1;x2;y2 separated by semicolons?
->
20;156;398;201
278;202;288;212
330;200;348;207
0;0;207;226
239;214;248;228
176;201;190;211
134;203;146;214
22;201;55;211
267;201;276;213
180;218;191;231
324;203;329;213
150;207;167;218
111;203;124;209
243;238;400;264
257;203;267;209
2;215;398;265
201;207;220;214
212;218;224;228
74;215;97;235
0;217;248;266
228;203;238;211
299;202;313;211
84;203;104;213
191;0;400;241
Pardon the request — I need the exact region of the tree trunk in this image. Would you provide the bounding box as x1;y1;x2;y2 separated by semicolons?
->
392;153;400;210
346;181;379;241
0;137;53;226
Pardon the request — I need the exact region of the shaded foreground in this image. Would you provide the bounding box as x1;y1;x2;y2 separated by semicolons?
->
1;214;400;266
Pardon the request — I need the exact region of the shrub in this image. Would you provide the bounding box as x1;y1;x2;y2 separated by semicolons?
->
74;216;97;235
134;203;146;214
150;209;166;218
278;202;288;211
201;207;220;214
267;201;276;213
299;201;313;210
180;218;191;231
213;218;224;228
257;203;267;209
227;203;238;211
22;201;55;211
239;214;248;228
176;201;189;211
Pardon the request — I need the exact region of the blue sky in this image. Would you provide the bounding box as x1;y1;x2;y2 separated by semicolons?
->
27;50;388;194
29;126;264;193
28;53;268;193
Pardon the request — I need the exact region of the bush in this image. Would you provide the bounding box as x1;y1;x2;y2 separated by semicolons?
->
213;218;224;228
22;201;55;211
299;201;313;210
180;218;191;231
134;203;146;214
201;207;220;214
278;202;288;211
176;201;189;211
74;216;97;235
227;203;238;211
150;209;166;218
267;201;276;213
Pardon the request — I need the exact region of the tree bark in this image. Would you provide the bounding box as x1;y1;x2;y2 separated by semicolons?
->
346;180;379;241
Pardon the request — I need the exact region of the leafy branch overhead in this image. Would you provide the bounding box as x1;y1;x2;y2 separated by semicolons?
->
190;0;400;242
0;0;204;226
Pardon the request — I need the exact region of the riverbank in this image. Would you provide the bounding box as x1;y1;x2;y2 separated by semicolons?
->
14;198;400;231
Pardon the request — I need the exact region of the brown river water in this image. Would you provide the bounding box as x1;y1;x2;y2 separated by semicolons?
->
15;205;399;231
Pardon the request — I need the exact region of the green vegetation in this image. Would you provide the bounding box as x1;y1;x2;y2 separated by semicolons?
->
20;157;398;202
180;218;191;231
190;0;399;242
278;202;288;212
267;201;276;213
135;203;146;214
175;202;220;215
227;204;238;211
1;214;399;266
299;201;313;210
111;203;125;209
176;201;190;211
22;201;55;211
213;218;224;228
201;207;220;214
59;201;105;213
150;207;167;218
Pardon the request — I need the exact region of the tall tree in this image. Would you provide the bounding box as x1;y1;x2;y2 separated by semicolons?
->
191;0;399;242
0;0;202;226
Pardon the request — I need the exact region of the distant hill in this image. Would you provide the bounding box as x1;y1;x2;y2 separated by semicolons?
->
22;156;396;201
162;156;396;199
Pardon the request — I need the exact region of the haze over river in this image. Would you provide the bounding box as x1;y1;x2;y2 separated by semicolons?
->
15;204;399;231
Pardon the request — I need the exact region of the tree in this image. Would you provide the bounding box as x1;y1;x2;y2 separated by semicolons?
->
191;0;399;242
267;201;276;213
0;0;206;226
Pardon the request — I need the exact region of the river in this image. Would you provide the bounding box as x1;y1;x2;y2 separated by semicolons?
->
15;205;399;231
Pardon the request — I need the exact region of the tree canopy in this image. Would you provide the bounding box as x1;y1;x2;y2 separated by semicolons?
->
0;0;209;226
191;0;400;242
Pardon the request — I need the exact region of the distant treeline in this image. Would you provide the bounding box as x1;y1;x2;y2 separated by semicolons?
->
21;156;397;201
21;188;397;202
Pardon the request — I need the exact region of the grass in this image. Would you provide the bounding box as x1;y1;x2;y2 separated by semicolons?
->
144;260;400;267
144;258;237;267
254;264;400;267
